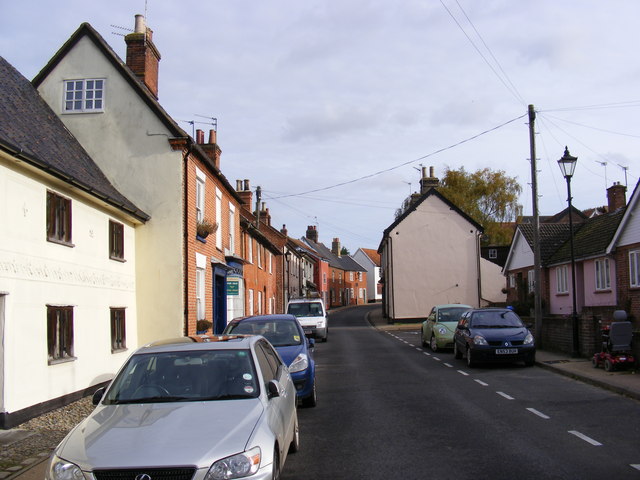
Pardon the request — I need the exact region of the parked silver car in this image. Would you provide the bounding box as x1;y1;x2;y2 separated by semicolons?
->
46;334;299;480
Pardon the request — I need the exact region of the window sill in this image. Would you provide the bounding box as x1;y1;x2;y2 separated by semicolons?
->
109;256;126;263
594;289;612;294
48;356;77;366
196;235;207;243
555;292;569;296
47;238;75;248
111;347;128;354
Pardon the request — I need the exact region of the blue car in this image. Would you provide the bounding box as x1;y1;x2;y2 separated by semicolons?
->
224;314;317;407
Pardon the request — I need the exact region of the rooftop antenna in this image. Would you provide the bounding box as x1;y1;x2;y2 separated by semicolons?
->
596;160;608;190
403;181;412;195
617;163;629;187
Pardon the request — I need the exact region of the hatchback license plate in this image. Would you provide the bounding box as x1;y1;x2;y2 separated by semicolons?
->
496;348;518;354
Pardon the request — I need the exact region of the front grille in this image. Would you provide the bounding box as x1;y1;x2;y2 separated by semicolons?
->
93;468;196;480
488;340;524;347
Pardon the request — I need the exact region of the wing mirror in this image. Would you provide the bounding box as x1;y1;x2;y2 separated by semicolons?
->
267;380;281;399
92;386;106;405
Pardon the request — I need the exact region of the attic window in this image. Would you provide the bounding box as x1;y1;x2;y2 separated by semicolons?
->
64;79;105;112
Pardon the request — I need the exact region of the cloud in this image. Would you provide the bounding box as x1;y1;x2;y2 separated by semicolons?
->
282;104;381;142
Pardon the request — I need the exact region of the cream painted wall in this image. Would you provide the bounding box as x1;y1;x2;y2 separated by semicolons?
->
0;159;137;413
388;197;482;320
480;258;508;304
36;36;184;345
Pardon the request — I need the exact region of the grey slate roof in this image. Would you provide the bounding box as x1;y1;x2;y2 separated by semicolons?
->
517;223;572;264
0;55;149;222
302;237;366;272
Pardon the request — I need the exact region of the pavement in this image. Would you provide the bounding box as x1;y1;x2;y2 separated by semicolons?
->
5;304;639;480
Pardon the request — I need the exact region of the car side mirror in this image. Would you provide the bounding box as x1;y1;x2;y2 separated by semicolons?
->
92;386;106;405
267;380;281;399
456;324;465;330
308;337;315;348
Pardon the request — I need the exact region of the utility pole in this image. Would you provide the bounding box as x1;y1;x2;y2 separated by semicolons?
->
528;105;543;346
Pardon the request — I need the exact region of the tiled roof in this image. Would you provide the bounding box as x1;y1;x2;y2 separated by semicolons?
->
0;55;149;222
302;238;365;271
360;248;381;266
547;209;625;265
517;223;573;264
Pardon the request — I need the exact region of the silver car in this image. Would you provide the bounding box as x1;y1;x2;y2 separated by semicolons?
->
46;334;299;480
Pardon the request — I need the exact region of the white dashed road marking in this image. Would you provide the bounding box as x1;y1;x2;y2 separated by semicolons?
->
569;431;602;446
433;356;441;361
457;370;469;376
474;379;489;386
497;391;514;400
630;465;640;471
444;363;453;368
526;408;550;419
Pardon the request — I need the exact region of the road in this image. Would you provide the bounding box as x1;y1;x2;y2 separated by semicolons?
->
282;305;640;480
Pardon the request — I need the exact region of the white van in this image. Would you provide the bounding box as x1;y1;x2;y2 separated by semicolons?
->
286;298;328;342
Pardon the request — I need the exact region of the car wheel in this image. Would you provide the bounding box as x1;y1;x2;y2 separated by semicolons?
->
604;358;614;372
302;382;317;408
272;450;281;480
466;347;476;367
524;354;535;367
454;341;462;359
430;335;438;353
322;329;328;342
289;418;300;453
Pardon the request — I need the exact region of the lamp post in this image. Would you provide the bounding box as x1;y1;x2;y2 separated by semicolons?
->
557;146;580;357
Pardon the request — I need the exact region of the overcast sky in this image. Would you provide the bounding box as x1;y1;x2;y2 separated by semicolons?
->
2;1;640;252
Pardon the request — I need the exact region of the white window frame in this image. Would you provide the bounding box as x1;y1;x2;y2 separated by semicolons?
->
196;267;205;320
630;250;640;287
527;270;535;293
268;252;273;274
595;258;610;291
556;265;568;294
63;79;105;113
349;272;354;281
215;188;222;249
248;236;253;263
248;289;254;315
489;248;497;259
228;203;236;254
509;274;516;288
257;245;263;269
258;291;263;315
195;167;205;223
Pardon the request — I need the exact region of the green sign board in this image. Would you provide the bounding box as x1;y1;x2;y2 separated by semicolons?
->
227;279;239;295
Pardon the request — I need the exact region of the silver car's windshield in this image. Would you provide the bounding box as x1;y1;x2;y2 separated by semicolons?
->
227;319;303;347
437;307;470;322
103;349;259;404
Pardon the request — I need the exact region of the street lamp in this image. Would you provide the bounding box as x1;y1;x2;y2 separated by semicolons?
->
557;146;580;357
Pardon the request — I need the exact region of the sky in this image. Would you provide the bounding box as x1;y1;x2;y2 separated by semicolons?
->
2;0;640;252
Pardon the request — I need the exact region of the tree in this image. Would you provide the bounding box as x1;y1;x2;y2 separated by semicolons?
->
340;246;351;256
437;167;522;245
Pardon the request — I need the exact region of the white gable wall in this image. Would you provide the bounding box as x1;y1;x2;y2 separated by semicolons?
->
36;36;184;345
386;196;482;320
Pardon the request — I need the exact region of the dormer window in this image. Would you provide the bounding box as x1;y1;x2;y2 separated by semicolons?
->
64;79;105;112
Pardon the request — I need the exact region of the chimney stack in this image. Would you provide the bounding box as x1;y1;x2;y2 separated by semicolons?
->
420;166;439;194
306;225;318;243
281;224;288;237
261;203;271;227
607;182;627;212
198;129;222;170
125;14;161;99
236;179;252;207
332;238;341;257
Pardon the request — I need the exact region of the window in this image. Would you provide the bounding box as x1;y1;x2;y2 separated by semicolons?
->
47;191;72;245
110;308;126;352
258;291;263;315
630;250;640;287
109;220;124;260
339;272;343;284
509;274;516;288
257;245;263;269
359;288;364;299
215;188;222;249
323;273;327;285
64;79;105;112
595;258;610;290
196;169;205;223
47;306;74;363
248;290;254;315
358;272;363;281
527;270;534;293
556;265;568;294
248;236;253;263
349;272;354;281
489;248;497;259
268;253;272;274
228;204;236;254
196;267;205;320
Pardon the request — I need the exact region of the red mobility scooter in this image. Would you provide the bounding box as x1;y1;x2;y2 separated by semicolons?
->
592;310;636;372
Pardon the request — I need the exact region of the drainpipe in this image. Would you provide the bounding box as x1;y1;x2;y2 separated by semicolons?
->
183;138;193;336
476;232;482;307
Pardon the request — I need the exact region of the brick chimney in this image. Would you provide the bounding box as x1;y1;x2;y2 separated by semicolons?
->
260;203;271;227
306;225;318;243
281;224;288;236
420;166;439;194
607;182;627;212
197;129;222;170
125;14;161;99
332;238;341;257
236;179;252;207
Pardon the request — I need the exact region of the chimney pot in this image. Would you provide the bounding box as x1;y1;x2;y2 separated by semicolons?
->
236;180;242;191
134;14;146;33
244;179;250;191
196;129;204;144
209;129;217;144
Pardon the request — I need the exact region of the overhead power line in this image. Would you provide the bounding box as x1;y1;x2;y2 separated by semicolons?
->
268;113;527;200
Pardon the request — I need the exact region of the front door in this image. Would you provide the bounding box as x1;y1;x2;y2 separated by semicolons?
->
213;269;227;334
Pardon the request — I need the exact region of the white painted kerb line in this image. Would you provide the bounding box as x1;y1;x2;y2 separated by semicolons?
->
568;431;602;446
496;391;514;400
526;408;550;419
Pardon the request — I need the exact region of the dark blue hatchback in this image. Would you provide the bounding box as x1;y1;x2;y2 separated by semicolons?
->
224;314;317;407
453;308;536;367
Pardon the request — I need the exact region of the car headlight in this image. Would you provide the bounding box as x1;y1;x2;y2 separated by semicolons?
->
47;455;84;480
289;353;309;373
437;327;447;335
473;335;488;346
524;332;534;345
206;447;261;480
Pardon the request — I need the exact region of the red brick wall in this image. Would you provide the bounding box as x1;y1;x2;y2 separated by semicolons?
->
614;243;640;326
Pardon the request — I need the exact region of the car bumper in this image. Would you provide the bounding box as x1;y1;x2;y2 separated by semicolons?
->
470;345;536;363
435;334;455;349
302;326;326;339
291;369;314;399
